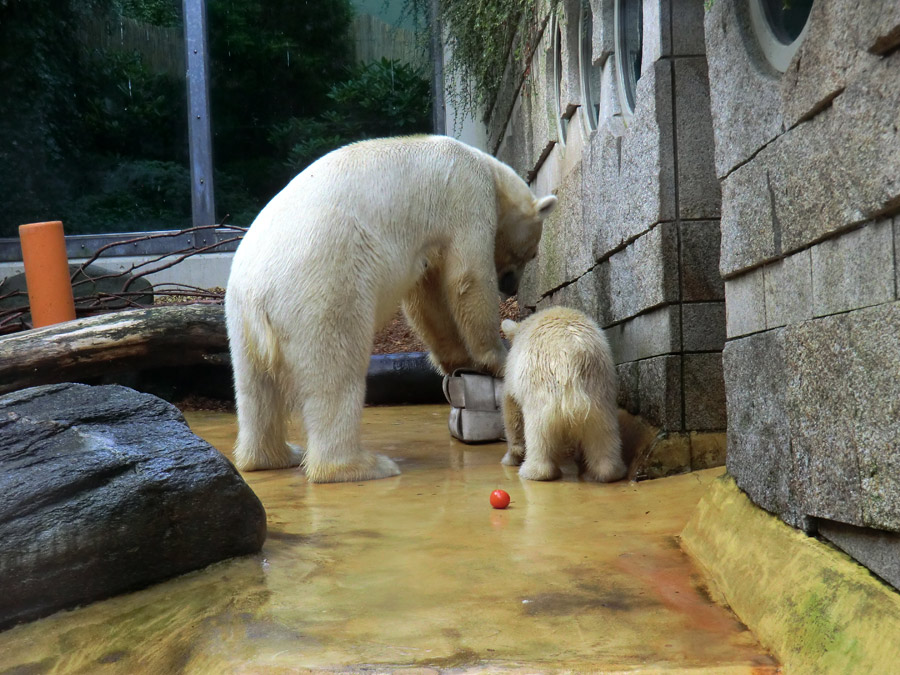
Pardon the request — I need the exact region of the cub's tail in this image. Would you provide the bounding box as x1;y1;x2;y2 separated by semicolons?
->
501;318;519;340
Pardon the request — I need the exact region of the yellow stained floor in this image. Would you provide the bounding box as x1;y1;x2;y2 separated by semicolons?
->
0;405;778;674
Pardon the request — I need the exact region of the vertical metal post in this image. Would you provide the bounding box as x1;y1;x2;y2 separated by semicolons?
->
183;0;216;227
429;0;446;136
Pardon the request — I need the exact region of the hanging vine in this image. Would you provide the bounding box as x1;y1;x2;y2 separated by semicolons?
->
406;0;555;121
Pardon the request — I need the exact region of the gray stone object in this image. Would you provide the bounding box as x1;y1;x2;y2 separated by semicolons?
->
0;383;267;631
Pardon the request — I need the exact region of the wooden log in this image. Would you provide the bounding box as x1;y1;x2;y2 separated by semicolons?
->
0;304;227;395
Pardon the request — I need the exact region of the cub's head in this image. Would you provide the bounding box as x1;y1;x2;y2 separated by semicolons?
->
494;191;557;297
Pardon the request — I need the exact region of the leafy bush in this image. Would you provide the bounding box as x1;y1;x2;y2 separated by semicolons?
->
272;58;432;174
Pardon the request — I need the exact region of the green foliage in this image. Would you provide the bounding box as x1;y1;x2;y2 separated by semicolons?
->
406;0;550;120
272;59;432;174
115;0;179;26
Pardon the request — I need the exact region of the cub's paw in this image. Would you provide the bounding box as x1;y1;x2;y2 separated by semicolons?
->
501;445;525;466
518;460;562;482
581;456;627;483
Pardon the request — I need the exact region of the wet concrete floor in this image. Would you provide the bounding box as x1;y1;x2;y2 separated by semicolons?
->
0;405;778;673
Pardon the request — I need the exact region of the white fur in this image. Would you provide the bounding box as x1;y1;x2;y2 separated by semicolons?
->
500;306;626;483
225;135;557;482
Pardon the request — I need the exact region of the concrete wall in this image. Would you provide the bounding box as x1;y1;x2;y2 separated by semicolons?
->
483;0;726;475
705;1;900;588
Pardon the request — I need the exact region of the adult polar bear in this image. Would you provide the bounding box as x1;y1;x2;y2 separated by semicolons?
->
225;135;556;482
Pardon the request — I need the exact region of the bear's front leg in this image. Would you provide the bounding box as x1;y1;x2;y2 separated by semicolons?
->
445;260;507;377
403;270;474;374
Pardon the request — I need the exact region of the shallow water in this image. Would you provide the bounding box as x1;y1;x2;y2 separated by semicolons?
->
0;405;777;673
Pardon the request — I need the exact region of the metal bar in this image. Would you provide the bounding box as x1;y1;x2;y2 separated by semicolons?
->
429;0;446;135
183;0;216;227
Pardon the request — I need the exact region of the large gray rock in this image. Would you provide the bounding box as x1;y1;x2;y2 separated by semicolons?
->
0;383;266;630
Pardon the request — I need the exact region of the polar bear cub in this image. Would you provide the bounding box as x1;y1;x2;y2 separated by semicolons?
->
225;135;556;483
500;306;626;482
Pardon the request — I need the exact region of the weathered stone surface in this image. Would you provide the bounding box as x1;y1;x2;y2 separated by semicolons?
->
896;217;900;298
589;0;615;67
671;0;706;56
683;352;726;431
560;166;593;280
784;312;863;526
810;219;895;318
637;354;682;431
673;58;721;220
704;0;785;178
689;432;726;471
764;249;812;329
641;0;668;68
607;223;679;323
496;91;535;179
725;269;766;338
721;56;900;275
681;302;726;352
582;60;676;260
605;305;680;364
818;520;900;592
858;4;900;54
680;220;724;301
719;159;779;276
528;25;559;170
723;330;808;529
781;1;881;131
0;383;266;630
848;303;900;532
615;361;639;414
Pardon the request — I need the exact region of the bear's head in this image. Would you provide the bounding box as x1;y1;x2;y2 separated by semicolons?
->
494;191;557;297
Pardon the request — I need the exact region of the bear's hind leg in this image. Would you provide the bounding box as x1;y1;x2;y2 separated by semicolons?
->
501;393;526;466
301;370;400;484
232;357;303;471
518;411;562;481
579;409;626;483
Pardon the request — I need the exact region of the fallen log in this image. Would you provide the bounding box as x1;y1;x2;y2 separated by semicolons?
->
0;304;227;395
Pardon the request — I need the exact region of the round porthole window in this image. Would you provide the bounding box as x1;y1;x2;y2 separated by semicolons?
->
749;0;814;73
552;15;568;144
614;0;643;119
579;0;601;130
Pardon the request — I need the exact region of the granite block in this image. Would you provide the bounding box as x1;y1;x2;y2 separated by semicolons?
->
681;220;724;301
673;58;721;220
760;58;900;260
671;0;707;56
847;302;900;532
858;4;900;54
703;0;785;178
604;305;681;364
818;520;900;591
725;269;766;338
682;302;726;352
683;352;726;431
784;312;863;526
719;159;779;277
764;249;813;329
588;0;615;67
607;223;679;322
496;91;535;180
781;1;880;130
583;60;676;260
641;0;669;69
615;360;639;414
637;354;682;431
895;217;900;300
723;330;806;528
810;219;895;318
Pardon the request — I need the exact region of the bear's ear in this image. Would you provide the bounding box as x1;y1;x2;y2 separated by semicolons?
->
501;319;519;339
535;195;557;219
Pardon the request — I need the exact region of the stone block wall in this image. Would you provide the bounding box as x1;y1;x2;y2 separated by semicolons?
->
486;0;726;476
706;1;900;588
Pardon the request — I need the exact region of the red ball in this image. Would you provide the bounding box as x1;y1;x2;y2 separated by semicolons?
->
490;489;510;509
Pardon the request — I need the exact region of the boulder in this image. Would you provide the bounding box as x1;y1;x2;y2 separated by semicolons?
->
0;383;266;631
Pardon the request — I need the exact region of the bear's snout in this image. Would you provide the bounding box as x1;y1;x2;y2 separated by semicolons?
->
499;271;519;297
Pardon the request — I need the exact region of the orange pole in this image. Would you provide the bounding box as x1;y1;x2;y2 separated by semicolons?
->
19;220;76;328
